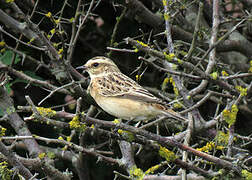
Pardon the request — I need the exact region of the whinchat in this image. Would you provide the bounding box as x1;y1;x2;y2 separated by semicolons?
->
77;56;186;122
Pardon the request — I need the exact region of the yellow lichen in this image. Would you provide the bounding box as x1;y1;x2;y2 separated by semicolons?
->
242;169;252;180
54;19;60;24
62;146;68;151
235;86;247;96
69;17;75;23
58;48;63;54
45;12;52;18
66;136;71;142
36;107;56;118
196;142;215;152
136;74;142;81
221;71;229;76
164;52;175;61
53;42;60;47
169;77;179;96
69;115;86;131
163;13;170;21
210;72;218;80
50;28;56;35
112;119;121;124
215;131;237;146
117;129;123;134
0;127;6;137
159;145;177;162
249;60;252;72
0;41;5;47
216;131;229;145
145;164;161;175
129;166;145;180
173;102;182;109
5;0;14;3
162;0;167;6
117;129;134;142
177;58;183;64
161;77;169;91
58;136;64;141
69;115;80;128
0;161;13;180
196;141;224;152
38;152;46;159
47;151;56;159
136;40;149;47
222;104;238;127
27;38;35;44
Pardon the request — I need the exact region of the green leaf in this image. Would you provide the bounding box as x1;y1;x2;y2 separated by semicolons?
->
4;83;12;95
10;71;44;87
0;50;21;65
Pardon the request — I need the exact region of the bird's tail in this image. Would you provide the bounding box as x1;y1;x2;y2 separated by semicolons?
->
153;103;188;122
162;108;188;122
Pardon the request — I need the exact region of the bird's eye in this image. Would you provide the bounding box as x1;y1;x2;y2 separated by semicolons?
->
92;63;99;67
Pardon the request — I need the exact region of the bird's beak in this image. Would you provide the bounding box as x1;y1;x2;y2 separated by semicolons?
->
76;65;87;70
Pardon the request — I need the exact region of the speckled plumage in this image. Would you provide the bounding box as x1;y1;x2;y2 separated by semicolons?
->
80;56;186;121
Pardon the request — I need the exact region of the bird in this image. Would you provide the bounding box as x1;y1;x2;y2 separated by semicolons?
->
76;56;187;122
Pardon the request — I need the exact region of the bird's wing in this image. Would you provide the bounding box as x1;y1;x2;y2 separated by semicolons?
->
95;72;166;104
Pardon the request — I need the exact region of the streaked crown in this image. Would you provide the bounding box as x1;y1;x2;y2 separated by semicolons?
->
83;56;120;78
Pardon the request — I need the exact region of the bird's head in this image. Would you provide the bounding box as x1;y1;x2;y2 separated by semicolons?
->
76;56;120;78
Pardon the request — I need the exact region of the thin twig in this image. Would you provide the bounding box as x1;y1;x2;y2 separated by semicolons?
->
180;91;212;115
189;0;220;96
0;26;45;51
107;47;138;53
38;81;78;105
185;2;203;61
139;56;202;80
182;113;193;180
68;0;95;62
